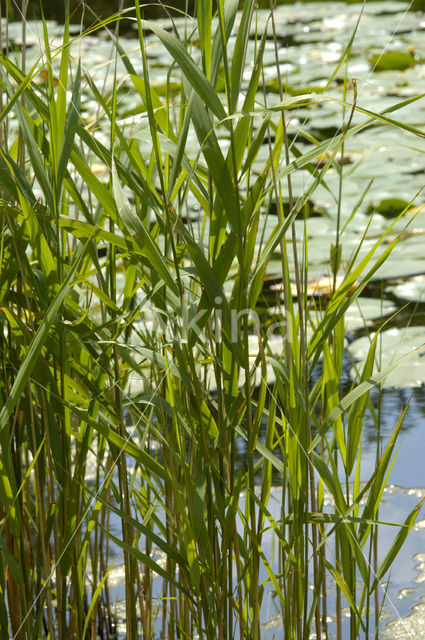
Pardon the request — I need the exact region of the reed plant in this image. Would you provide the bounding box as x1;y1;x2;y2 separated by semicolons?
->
0;1;424;639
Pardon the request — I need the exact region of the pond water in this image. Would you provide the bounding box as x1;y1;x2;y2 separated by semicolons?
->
4;1;425;637
13;0;425;25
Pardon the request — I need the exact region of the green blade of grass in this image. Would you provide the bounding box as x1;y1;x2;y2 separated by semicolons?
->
346;329;379;475
111;159;179;296
370;497;425;593
197;0;212;79
189;88;241;235
0;236;93;436
140;19;227;122
56;61;81;194
230;0;256;112
310;343;424;452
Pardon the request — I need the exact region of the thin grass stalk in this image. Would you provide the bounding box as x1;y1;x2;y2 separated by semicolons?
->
265;4;312;632
273;77;314;640
208;324;230;640
29;392;55;639
331;69;348;293
143;489;153;638
113;282;137;640
136;513;149;639
216;0;260;633
336;71;351;640
90;494;100;640
227;3;260;633
109;22;138;639
17;0;28;173
5;213;33;640
319;470;329;640
261;82;304;640
40;13;76;635
0;0;4;152
90;371;111;637
101;453;115;639
40;388;62;639
259;51;291;626
238;165;259;637
374;347;384;636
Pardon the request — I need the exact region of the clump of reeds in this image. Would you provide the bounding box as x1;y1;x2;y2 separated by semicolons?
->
0;1;423;639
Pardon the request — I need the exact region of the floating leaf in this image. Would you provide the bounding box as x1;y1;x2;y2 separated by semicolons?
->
367;197;410;218
369;51;416;72
348;327;425;389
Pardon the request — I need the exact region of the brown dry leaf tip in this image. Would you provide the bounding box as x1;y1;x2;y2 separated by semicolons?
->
39;69;59;86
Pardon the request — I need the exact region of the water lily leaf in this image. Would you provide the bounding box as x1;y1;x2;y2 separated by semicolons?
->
387;274;425;303
369;51;416;72
367;198;410;218
348;327;425;389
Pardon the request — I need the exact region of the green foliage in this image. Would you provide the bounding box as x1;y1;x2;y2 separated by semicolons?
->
0;2;422;640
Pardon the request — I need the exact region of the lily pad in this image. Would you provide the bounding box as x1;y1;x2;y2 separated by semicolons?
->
268;196;325;219
348;327;425;388
370;234;425;281
368;51;417;72
344;298;396;332
367;198;411;218
387;275;425;303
